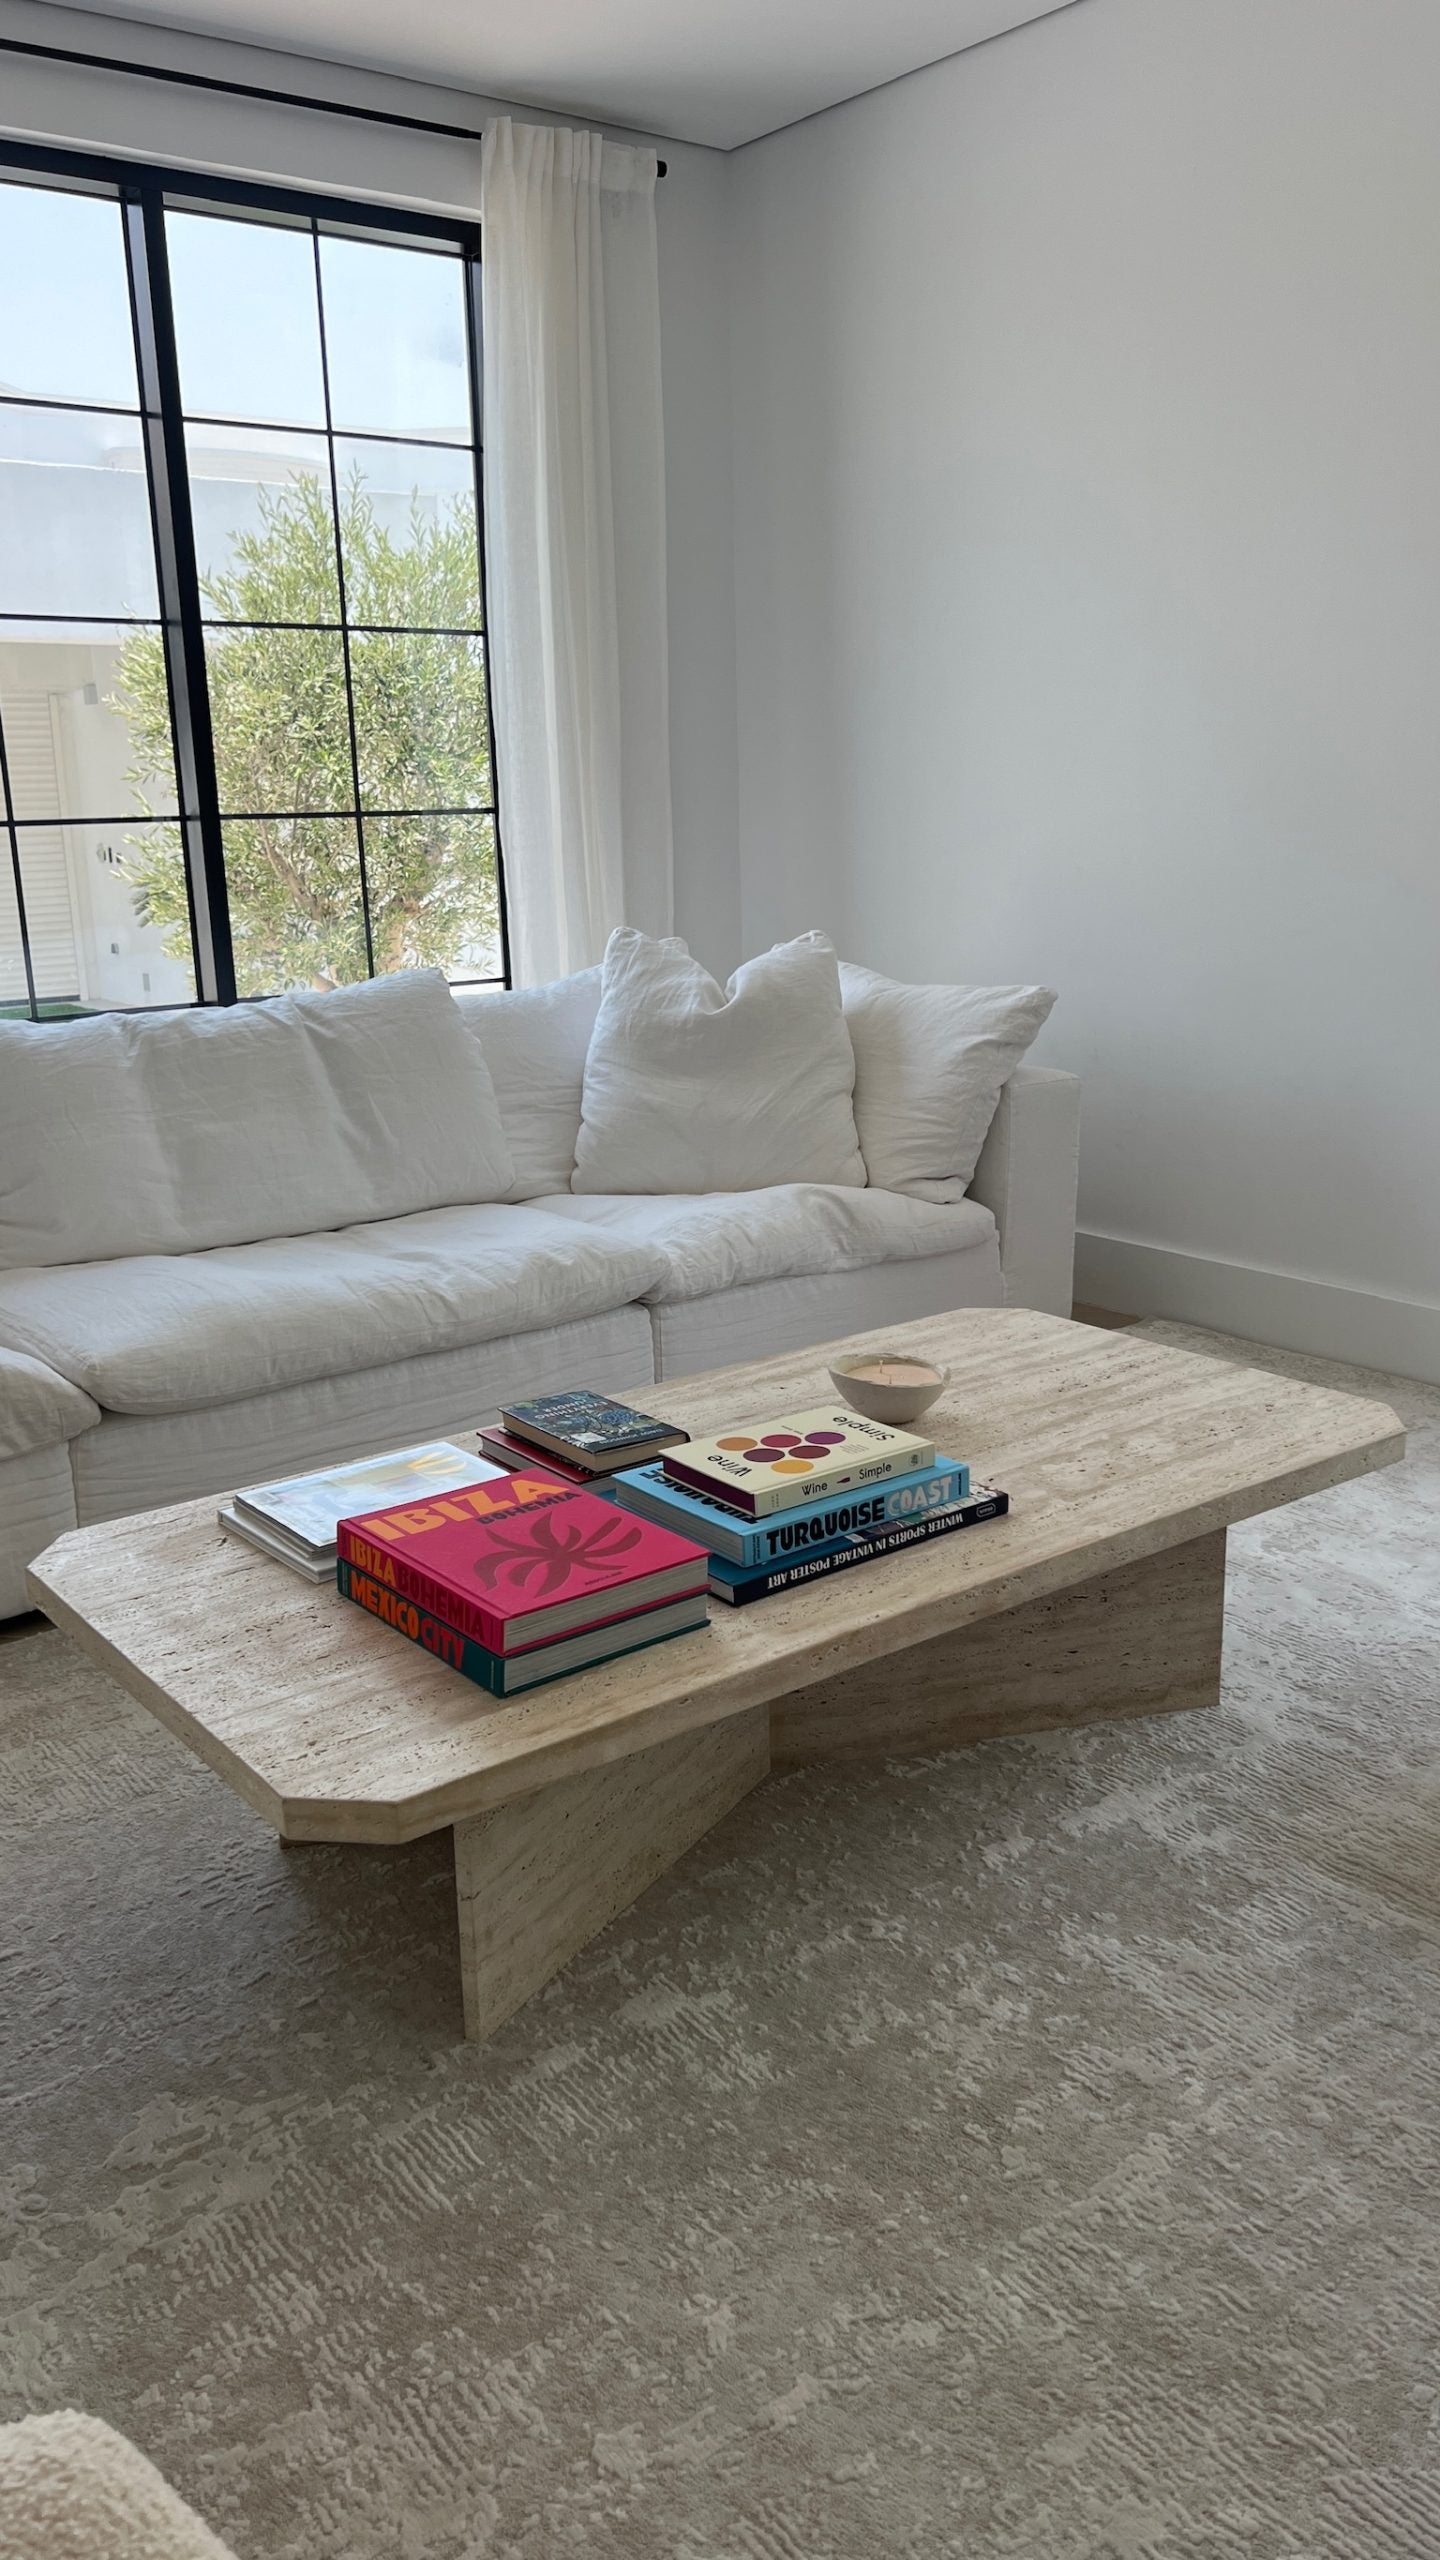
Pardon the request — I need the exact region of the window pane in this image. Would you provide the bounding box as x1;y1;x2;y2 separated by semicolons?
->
362;813;500;979
0;182;140;409
205;626;351;815
333;437;481;629
14;818;194;1008
0;630;176;821
0;406;159;618
221;816;367;996
167;210;326;428
319;235;470;443
350;633;491;812
187;425;338;618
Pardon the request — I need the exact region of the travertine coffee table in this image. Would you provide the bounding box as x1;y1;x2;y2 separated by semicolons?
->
28;1311;1403;2041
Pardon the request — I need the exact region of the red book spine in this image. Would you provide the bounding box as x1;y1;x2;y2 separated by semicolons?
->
337;1523;508;1650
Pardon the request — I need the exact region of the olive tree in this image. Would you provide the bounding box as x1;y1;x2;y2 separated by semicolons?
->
115;471;498;992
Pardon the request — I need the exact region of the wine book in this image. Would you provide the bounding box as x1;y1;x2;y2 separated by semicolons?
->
335;1481;709;1656
614;1455;971;1566
661;1404;936;1519
707;1484;1010;1605
220;1439;514;1574
477;1426;622;1497
499;1388;689;1473
337;1559;710;1695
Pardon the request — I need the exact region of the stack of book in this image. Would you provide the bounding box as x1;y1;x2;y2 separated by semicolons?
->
217;1386;1003;1695
476;1389;690;1496
218;1439;514;1582
613;1403;1008;1604
334;1462;709;1695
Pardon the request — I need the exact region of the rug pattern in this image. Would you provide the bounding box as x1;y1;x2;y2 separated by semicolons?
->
3;1326;1439;2559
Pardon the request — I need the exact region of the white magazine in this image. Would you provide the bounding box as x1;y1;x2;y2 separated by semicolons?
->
229;1438;505;1555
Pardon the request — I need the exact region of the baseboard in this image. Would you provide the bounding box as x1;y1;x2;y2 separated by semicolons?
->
1074;1232;1440;1387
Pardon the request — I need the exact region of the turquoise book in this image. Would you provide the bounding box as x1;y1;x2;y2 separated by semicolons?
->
612;1455;970;1569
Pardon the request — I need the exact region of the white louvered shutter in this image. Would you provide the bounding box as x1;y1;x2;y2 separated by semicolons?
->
0;696;79;1002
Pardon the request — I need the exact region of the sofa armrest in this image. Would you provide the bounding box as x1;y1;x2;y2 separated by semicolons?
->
969;1066;1080;1317
0;2412;237;2560
0;1345;100;1464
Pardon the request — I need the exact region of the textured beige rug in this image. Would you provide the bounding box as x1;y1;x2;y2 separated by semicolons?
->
3;1324;1439;2560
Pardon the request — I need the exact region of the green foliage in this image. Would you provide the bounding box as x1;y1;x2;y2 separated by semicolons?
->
114;471;499;992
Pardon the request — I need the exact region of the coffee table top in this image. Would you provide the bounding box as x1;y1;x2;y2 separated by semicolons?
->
29;1310;1403;1843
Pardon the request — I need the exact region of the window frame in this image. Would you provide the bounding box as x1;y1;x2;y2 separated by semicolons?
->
0;135;510;1012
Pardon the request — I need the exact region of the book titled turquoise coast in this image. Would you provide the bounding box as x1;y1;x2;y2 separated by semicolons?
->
615;1456;971;1567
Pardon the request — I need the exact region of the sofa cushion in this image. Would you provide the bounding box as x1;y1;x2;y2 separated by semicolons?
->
529;1185;994;1305
453;967;602;1199
0;969;514;1273
650;1243;1002;1381
0;1347;101;1461
839;962;1056;1203
0;1205;664;1415
573;929;867;1194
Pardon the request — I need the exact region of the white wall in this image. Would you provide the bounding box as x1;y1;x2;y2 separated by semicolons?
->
730;0;1440;1375
0;0;741;975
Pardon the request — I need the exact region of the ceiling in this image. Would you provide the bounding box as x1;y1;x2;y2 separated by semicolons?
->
40;0;1078;151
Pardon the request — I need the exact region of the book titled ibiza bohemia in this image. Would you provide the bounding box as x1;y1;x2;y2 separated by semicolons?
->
335;1480;709;1656
660;1404;936;1519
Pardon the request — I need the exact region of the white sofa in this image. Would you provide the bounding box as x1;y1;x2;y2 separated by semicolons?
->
0;967;1078;1619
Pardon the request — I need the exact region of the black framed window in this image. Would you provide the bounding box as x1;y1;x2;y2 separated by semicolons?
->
0;140;508;1017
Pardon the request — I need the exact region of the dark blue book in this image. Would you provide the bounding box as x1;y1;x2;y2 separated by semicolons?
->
706;1483;1009;1605
499;1387;688;1473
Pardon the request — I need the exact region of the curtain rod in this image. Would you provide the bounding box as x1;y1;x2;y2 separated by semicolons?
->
0;33;668;175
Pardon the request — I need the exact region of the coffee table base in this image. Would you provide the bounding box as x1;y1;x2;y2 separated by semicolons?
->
772;1529;1226;1763
453;1709;770;2041
446;1533;1225;2041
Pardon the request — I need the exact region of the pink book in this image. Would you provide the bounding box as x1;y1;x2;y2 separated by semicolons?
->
336;1481;709;1656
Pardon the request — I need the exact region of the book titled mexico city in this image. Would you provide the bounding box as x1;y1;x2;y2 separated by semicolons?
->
615;1455;971;1567
335;1480;708;1656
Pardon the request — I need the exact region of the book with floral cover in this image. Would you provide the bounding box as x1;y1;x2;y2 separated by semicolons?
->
335;1484;709;1656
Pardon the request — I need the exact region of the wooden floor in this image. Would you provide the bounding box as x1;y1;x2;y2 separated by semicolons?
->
1071;1303;1142;1330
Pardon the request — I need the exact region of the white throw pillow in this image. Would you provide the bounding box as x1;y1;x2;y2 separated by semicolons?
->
573;929;867;1195
453;967;603;1199
0;969;514;1271
839;961;1057;1201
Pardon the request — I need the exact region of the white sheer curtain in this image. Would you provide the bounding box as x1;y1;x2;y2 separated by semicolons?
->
480;116;673;986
